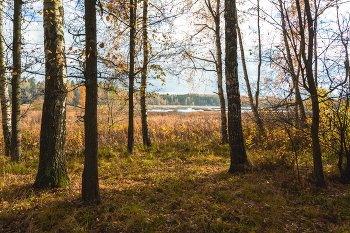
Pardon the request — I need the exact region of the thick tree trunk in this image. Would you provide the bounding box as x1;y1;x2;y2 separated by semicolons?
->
128;0;136;153
225;0;249;173
11;0;22;161
296;0;325;187
141;0;151;147
82;0;101;205
0;0;11;157
34;0;69;188
237;23;264;134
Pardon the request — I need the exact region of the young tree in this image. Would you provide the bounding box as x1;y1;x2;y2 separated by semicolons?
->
295;0;325;187
205;0;228;144
0;0;11;157
34;0;69;188
82;0;101;205
11;0;22;161
140;0;151;147
237;21;264;135
225;0;249;173
128;0;137;153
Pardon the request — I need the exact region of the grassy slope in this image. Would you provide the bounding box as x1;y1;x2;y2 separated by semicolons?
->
1;139;350;232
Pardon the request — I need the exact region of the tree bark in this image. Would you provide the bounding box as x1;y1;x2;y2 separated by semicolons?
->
128;0;136;153
82;0;101;205
214;0;228;144
11;0;22;161
279;0;307;126
34;0;69;188
225;0;249;173
141;0;151;147
205;0;228;144
0;0;11;157
296;0;326;188
237;22;264;135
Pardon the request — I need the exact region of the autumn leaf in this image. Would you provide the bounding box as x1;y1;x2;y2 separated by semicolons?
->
11;72;17;76
38;11;42;15
99;43;105;48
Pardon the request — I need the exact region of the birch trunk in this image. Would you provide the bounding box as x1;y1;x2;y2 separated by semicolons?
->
82;0;101;204
0;0;11;157
237;23;264;134
214;0;228;144
11;0;22;161
141;0;151;147
225;0;249;173
128;0;137;153
34;0;69;188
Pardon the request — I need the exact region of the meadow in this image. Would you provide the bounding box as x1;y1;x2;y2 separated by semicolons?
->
0;107;350;232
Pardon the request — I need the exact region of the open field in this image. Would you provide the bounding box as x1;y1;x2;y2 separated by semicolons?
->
0;108;350;232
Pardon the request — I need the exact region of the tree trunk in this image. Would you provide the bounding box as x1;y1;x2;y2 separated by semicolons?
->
0;0;11;157
34;0;69;188
279;0;306;126
11;0;22;161
82;0;101;205
141;0;151;147
237;22;264;134
296;0;326;188
128;0;137;153
225;0;249;173
214;0;228;144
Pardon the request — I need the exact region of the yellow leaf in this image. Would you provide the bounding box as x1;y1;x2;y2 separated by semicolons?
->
47;76;51;79
38;11;42;15
11;72;17;76
69;47;72;50
47;50;52;54
56;50;61;53
19;47;23;50
127;4;135;8
50;10;54;13
106;16;110;21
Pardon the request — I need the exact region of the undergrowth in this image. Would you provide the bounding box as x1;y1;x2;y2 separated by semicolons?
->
0;110;349;232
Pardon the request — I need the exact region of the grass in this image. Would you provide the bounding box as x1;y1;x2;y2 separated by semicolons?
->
0;109;350;232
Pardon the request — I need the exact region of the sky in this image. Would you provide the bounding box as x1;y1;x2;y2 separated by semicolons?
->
2;0;349;96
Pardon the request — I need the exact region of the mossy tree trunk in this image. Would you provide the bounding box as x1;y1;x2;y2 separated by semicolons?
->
0;0;11;157
128;0;137;153
225;0;249;173
11;0;22;161
82;0;101;205
141;0;151;147
34;0;69;188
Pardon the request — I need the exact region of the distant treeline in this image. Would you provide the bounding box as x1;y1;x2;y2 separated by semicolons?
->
148;94;279;108
148;94;225;106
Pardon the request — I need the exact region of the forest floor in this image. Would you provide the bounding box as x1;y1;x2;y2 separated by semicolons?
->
0;110;350;232
1;141;350;232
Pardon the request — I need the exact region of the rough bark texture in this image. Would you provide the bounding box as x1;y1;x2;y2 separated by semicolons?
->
141;0;151;147
34;0;69;188
82;0;101;205
11;0;22;161
0;0;11;157
237;23;264;135
127;0;136;153
296;0;326;188
225;0;249;173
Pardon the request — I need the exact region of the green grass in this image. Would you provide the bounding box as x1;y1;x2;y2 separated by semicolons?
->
1;139;350;232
